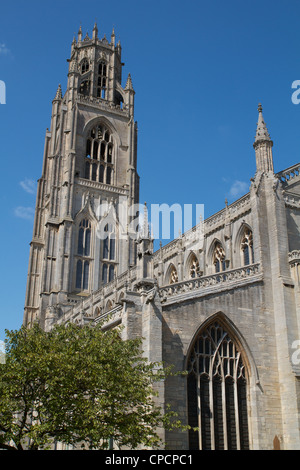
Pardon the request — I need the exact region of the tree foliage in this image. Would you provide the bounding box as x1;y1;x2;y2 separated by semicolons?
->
0;322;183;450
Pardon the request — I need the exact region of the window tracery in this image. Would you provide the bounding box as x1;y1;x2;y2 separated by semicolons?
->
84;124;114;185
213;243;226;273
187;321;249;450
189;254;200;278
169;265;178;284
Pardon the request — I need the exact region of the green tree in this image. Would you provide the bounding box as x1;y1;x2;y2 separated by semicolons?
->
0;322;183;450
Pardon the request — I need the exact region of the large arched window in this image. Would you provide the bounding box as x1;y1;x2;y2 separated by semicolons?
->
187;320;250;450
240;227;254;266
83;124;114;185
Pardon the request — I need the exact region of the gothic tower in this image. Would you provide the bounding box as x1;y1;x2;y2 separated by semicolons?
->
24;25;139;328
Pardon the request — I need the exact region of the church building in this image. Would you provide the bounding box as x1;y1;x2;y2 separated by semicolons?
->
24;25;300;450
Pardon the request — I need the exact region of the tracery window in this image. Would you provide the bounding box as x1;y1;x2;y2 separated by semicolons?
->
75;219;92;292
241;228;254;266
97;61;107;99
169;265;178;284
189;254;200;278
84;124;114;185
213;243;226;273
187;321;250;450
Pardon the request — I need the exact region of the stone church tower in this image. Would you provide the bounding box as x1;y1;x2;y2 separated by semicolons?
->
24;25;300;450
24;25;139;329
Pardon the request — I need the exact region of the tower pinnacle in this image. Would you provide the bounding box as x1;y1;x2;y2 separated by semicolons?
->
254;103;272;144
253;103;274;173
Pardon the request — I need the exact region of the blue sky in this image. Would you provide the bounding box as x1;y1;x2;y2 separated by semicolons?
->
1;0;300;339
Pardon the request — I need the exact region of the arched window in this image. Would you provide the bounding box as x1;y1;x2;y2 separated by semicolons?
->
189;254;200;279
169;265;178;284
213;243;226;273
241;228;254;266
75;219;92;291
187;321;249;450
77;219;91;256
83;124;113;185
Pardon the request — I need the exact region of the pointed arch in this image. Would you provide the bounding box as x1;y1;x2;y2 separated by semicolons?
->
83;116;121;147
165;263;178;285
94;306;101;317
235;223;254;267
207;239;226;273
185;251;201;279
185;312;257;450
118;291;125;304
